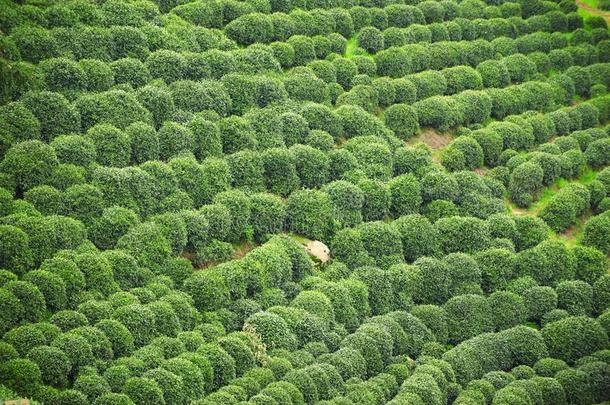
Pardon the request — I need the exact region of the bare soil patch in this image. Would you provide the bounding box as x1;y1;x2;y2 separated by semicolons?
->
408;128;454;151
510;206;529;216
233;242;255;260
305;240;331;263
576;0;610;22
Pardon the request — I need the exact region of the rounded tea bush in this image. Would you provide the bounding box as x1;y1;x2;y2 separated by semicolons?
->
542;316;608;364
1;140;58;192
246;310;296;348
488;291;526;331
523;286;558;322
375;47;412;79
357;26;384;54
582;213;610;254
0;225;33;276
444;294;493;344
384;104;419;140
21;91;80;141
556;280;593;316
0;358;41;397
123;377;164;405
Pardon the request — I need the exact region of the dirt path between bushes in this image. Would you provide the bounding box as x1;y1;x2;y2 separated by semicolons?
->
407;128;453;151
575;0;610;23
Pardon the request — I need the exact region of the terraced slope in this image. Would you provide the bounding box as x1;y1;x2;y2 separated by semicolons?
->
0;0;609;404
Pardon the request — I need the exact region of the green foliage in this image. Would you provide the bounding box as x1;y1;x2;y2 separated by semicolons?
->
0;358;41;397
112;304;156;348
290;144;333;188
542;316;608;364
261;148;299;196
145;50;185;84
226;13;273;46
90;206;140;250
358;221;403;268
540;184;591;232
556;280;593;316
0;224;32;276
513;216;549;251
1;3;609;404
73;373;111;402
183;268;230;312
444;136;484;171
435;216;490;255
384;104;419;140
125;122;159;165
1;140;58;192
582;212;610;254
40;57;86;95
136;85;174;129
50;135;96;168
5;280;46;323
158;121;194;161
373;48;410;79
509;162;544;208
388;174;422;217
413;96;456;132
249;193;285;243
523;286;558;322
87;124;131;167
95;319;134;358
22;91;80;141
27;345;70;388
285;72;329;104
488;291;526;331
116;223;172;273
123;377;164;405
586;138;610;168
23;270;67;312
80;59;114;93
475;248;515;293
77;90;151;132
287;189;333;241
0;101;40;151
357;26;384;54
444;294;493;344
414;257;451;305
245;311;297;351
170;80;232;117
323;180;363;228
4;324;46;357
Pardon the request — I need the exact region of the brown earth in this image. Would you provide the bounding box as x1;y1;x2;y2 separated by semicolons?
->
305;240;331;263
408;128;454;151
232;242;255;260
576;0;610;22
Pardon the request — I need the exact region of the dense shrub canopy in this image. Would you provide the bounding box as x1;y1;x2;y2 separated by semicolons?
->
1;1;609;404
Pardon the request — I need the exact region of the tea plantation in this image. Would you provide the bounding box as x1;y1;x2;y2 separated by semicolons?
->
0;0;609;404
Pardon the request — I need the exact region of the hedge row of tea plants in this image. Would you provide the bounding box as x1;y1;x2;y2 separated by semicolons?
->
0;0;609;404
